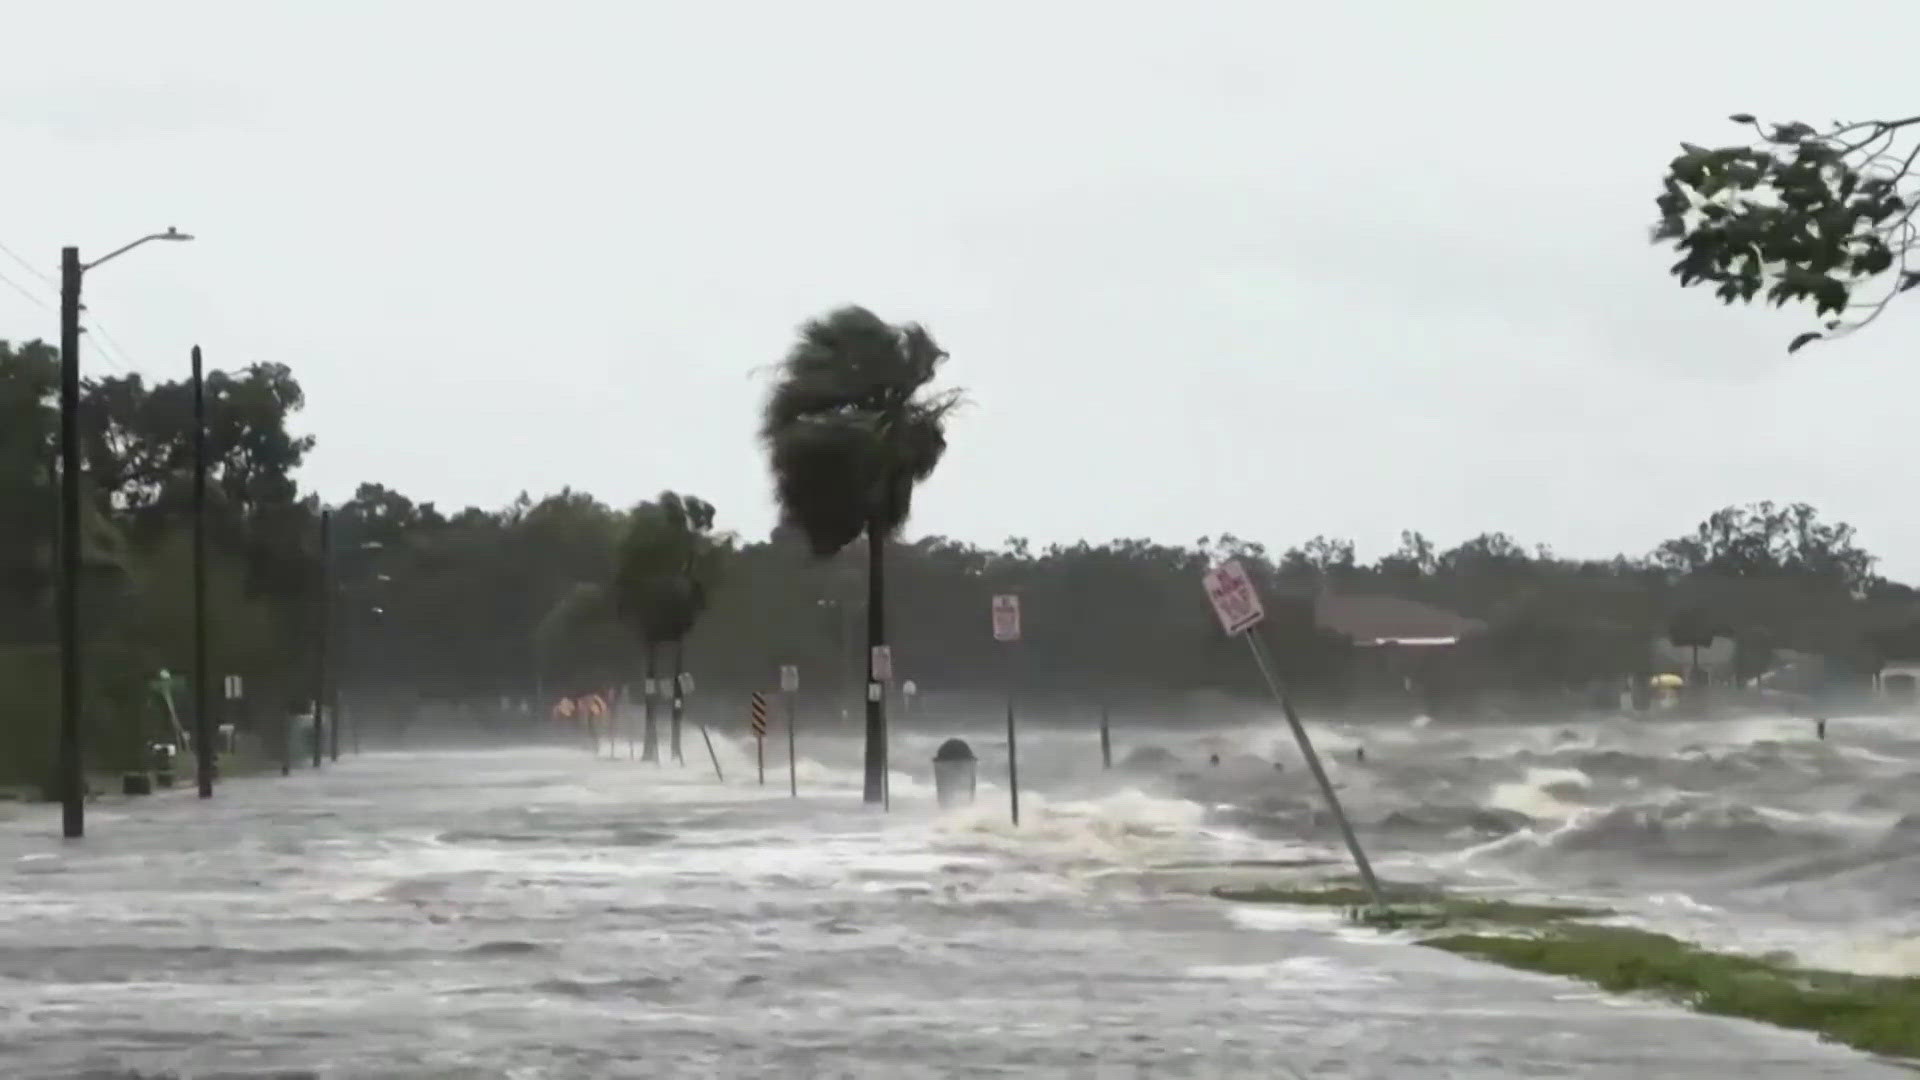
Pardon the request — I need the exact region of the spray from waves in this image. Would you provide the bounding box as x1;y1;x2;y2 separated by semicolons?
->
928;784;1274;872
592;729;934;800
1454;793;1856;870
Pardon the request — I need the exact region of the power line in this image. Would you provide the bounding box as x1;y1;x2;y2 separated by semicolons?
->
84;318;140;374
83;334;130;376
0;238;56;292
0;266;53;314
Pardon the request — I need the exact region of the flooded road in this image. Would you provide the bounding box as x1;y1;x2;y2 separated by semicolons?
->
0;735;1909;1078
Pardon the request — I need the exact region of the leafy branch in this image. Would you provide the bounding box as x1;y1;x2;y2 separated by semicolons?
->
1652;113;1920;352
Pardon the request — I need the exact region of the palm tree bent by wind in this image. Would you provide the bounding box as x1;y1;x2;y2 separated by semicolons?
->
760;306;961;804
612;492;723;764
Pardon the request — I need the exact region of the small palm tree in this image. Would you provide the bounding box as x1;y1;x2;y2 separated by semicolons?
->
760;306;960;803
612;493;724;763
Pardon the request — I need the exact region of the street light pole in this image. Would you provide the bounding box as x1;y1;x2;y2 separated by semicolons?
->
192;345;212;798
57;227;194;839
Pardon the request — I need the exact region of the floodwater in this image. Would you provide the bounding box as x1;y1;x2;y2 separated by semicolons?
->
1;710;1914;1078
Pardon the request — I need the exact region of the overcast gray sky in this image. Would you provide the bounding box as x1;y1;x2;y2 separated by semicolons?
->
4;2;1918;577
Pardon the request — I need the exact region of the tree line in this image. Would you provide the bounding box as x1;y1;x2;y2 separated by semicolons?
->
6;321;1920;794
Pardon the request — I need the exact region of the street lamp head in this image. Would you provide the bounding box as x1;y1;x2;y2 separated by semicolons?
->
162;228;194;242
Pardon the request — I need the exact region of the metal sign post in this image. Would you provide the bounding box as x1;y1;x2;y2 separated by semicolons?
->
781;665;799;797
871;646;893;810
993;595;1022;826
1202;559;1383;910
676;671;722;782
1099;700;1112;770
750;692;769;785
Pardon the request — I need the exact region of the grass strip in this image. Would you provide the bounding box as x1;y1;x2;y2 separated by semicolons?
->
1425;927;1920;1061
1211;883;1919;1061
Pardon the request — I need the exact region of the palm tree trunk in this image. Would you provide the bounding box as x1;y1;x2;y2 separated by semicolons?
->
863;521;886;804
670;638;685;765
641;642;660;763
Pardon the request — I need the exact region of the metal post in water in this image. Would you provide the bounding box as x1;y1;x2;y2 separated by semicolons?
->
992;594;1022;827
1244;631;1383;909
312;510;330;770
1006;697;1019;827
786;690;798;798
697;719;724;782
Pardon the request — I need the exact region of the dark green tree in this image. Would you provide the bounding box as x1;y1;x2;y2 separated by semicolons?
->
612;493;724;763
1652;112;1920;352
760;306;961;803
0;341;59;628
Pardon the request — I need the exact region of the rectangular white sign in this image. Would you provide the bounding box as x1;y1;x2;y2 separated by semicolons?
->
677;672;695;694
223;675;243;700
870;645;893;682
780;665;799;693
992;594;1021;642
1203;559;1266;635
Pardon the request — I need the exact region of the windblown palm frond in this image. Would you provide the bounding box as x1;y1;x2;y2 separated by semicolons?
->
760;306;961;556
610;491;725;645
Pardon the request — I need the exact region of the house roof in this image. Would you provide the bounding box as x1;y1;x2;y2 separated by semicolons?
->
1314;594;1483;646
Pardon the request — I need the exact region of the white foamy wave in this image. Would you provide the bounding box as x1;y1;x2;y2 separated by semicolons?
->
931;786;1220;867
1486;767;1591;821
1798;932;1920;977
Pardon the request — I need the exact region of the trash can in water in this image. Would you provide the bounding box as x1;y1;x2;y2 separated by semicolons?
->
933;738;976;809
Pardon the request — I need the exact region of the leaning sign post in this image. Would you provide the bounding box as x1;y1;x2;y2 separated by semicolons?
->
993;594;1022;826
680;672;724;783
1202;559;1384;911
780;664;800;797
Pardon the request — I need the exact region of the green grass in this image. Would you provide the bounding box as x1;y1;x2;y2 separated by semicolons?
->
1426;927;1920;1061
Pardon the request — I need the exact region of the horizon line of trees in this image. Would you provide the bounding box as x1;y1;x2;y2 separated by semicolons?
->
7;329;1920;793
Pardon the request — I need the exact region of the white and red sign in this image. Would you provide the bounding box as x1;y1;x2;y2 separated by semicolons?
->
992;594;1021;642
1203;559;1266;635
870;645;893;682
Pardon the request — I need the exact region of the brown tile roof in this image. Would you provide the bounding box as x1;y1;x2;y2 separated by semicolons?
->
1314;594;1483;645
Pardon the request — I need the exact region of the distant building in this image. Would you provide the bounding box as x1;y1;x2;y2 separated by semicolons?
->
1651;635;1734;683
1311;593;1483;710
1877;660;1920;705
1313;594;1484;648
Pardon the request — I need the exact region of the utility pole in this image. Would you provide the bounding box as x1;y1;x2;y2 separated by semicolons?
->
312;509;330;769
51;227;195;839
57;248;83;838
192;346;213;798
